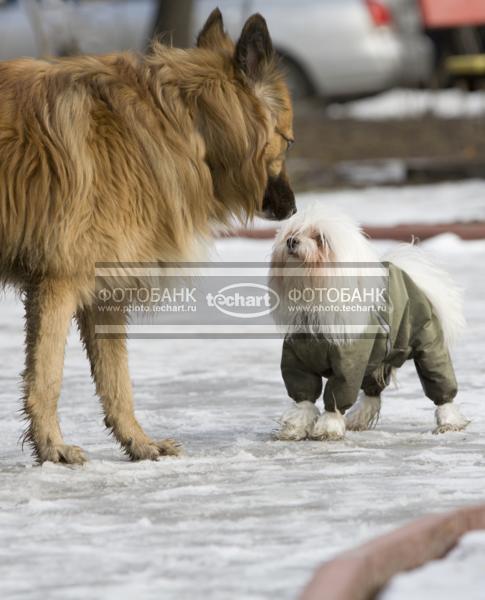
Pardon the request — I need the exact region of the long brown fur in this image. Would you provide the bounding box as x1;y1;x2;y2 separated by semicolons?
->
0;9;295;463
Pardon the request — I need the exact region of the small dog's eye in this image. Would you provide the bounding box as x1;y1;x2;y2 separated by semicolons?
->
313;234;324;247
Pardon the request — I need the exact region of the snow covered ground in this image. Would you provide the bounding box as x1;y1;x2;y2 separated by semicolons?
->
327;88;485;120
250;179;485;230
1;183;485;599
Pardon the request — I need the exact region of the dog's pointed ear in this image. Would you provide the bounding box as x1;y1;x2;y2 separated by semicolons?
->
234;14;273;81
197;8;231;50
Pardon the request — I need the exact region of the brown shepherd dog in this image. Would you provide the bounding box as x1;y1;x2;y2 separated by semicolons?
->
0;9;296;464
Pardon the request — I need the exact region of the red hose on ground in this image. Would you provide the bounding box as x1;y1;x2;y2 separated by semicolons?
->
224;223;485;241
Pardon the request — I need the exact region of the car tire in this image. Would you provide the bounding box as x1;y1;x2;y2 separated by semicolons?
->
278;53;314;100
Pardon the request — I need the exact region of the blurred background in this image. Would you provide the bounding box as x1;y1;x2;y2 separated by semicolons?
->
1;0;485;193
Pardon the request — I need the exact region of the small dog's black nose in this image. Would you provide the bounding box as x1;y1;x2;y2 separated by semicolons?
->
287;236;299;251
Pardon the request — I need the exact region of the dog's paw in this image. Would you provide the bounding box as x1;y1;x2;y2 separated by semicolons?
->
346;394;381;431
311;410;346;441
38;444;87;465
127;438;183;461
275;401;320;441
433;403;470;434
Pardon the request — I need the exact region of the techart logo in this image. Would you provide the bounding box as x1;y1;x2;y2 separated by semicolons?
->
206;283;279;319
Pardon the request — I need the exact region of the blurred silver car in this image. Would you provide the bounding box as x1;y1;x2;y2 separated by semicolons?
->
193;0;434;99
0;0;432;99
0;0;156;59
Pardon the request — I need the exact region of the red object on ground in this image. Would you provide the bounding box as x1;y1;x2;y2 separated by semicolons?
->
363;222;485;241
299;504;485;600
365;0;393;27
419;0;485;28
226;222;485;242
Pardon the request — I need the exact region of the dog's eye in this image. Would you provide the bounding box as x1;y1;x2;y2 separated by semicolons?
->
276;129;294;151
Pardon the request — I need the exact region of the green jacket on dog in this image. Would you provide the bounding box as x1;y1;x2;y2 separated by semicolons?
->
281;264;457;413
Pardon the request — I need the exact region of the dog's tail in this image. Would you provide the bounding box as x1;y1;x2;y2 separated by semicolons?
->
385;243;465;346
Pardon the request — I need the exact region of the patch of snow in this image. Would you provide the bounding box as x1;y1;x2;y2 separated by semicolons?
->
327;89;485;120
334;159;407;186
249;180;485;230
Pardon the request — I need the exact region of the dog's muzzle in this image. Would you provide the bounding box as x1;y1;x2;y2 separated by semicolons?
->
261;172;296;221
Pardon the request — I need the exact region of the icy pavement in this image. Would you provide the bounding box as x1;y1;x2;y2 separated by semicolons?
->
1;210;485;599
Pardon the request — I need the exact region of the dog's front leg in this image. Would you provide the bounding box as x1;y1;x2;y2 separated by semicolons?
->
23;279;85;464
311;410;346;441
76;307;181;460
345;392;382;431
276;401;320;440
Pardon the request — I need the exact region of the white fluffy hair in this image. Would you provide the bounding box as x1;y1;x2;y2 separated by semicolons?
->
272;204;381;263
270;204;465;346
270;205;384;344
384;244;465;345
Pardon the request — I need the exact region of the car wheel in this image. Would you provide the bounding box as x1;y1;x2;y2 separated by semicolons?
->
278;54;314;101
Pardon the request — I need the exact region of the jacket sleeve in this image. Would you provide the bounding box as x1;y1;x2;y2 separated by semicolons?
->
281;338;322;403
323;338;374;414
413;316;458;405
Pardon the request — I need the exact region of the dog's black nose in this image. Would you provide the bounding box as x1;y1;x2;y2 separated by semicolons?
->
287;236;299;251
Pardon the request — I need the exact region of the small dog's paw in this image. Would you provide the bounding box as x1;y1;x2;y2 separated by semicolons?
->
346;394;381;431
311;410;346;441
127;438;183;461
433;424;465;434
433;403;470;434
275;401;320;441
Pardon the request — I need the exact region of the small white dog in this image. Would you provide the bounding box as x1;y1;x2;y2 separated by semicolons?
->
270;206;469;441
